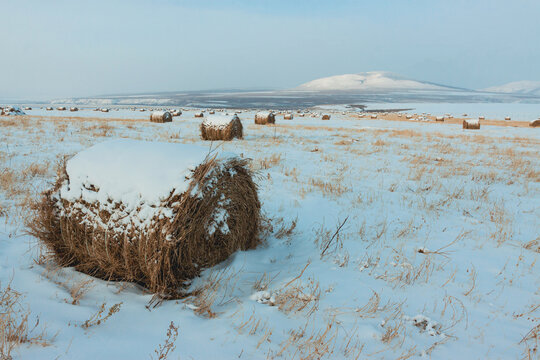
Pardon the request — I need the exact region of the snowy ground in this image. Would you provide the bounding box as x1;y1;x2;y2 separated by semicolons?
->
0;109;539;359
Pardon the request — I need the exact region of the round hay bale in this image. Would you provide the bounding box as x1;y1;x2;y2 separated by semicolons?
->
505;116;511;121
70;107;79;112
57;106;66;111
194;112;204;118
29;140;261;297
150;111;173;123
284;114;293;120
170;110;182;117
298;113;305;117
530;119;540;127
322;114;331;120
46;107;53;111
436;116;444;122
200;115;243;141
101;108;109;113
478;116;485;121
463;119;480;130
255;111;275;125
209;110;215;115
24;107;32;111
406;114;413;119
370;114;377;119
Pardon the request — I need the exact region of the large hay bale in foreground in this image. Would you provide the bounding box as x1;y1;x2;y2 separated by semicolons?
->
530;119;540;127
463;119;480;129
200;115;243;141
255;111;275;125
150;111;172;123
30;140;261;297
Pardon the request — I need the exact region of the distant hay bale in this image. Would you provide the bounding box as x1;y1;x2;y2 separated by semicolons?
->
530;119;540;127
298;113;305;117
194;112;204;118
29;140;261;297
150;111;173;123
70;107;79;112
463;119;480;130
46;107;53;111
370;114;377;119
406;114;413;119
436;116;444;122
139;108;146;112
478;116;485;121
200;114;243;141
24;107;32;110
209;110;215;115
57;107;66;111
170;110;182;117
322;114;331;120
255;111;275;125
505;116;511;121
0;106;25;116
284;114;293;120
101;108;109;113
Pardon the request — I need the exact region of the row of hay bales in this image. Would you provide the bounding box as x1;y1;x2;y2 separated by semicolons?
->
0;106;25;116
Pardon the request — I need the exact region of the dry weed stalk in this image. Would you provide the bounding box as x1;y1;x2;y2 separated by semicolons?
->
152;321;179;360
81;302;122;329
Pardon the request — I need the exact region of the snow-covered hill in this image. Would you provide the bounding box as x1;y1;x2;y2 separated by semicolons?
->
483;80;540;96
294;71;462;92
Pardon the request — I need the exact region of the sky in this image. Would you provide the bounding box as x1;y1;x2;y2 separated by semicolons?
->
1;0;540;100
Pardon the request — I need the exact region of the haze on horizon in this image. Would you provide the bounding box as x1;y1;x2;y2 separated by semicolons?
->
1;0;539;100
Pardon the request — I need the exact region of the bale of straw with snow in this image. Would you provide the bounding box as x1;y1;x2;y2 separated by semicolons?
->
0;106;25;116
150;111;173;123
284;114;293;120
370;114;377;119
322;114;331;120
194;112;204;118
505;116;511;121
463;119;480;130
101;108;109;113
254;111;275;125
70;107;79;112
200;114;243;141
530;119;540;127
46;107;53;111
436;116;444;122
57;106;66;111
30;140;261;297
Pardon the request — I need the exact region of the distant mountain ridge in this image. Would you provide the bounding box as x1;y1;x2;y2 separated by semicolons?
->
483;80;540;96
294;71;467;92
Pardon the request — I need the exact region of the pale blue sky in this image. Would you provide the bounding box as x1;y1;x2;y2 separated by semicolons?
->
1;0;539;99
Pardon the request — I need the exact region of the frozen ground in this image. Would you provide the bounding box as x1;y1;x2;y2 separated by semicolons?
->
0;109;539;359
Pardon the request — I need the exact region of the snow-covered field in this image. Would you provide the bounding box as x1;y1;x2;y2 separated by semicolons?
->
361;103;540;122
0;109;539;359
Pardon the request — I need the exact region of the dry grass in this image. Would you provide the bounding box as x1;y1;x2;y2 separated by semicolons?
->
1;282;49;358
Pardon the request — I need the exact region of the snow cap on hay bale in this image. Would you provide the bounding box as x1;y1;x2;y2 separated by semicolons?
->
29;139;261;297
194;112;204;118
150;111;173;123
436;116;444;121
101;108;109;113
284;113;293;120
200;114;243;141
46;107;53;111
255;111;275;125
370;114;377;119
505;116;511;121
70;107;79;112
57;106;66;111
322;114;331;120
530;119;540;127
463;119;480;129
